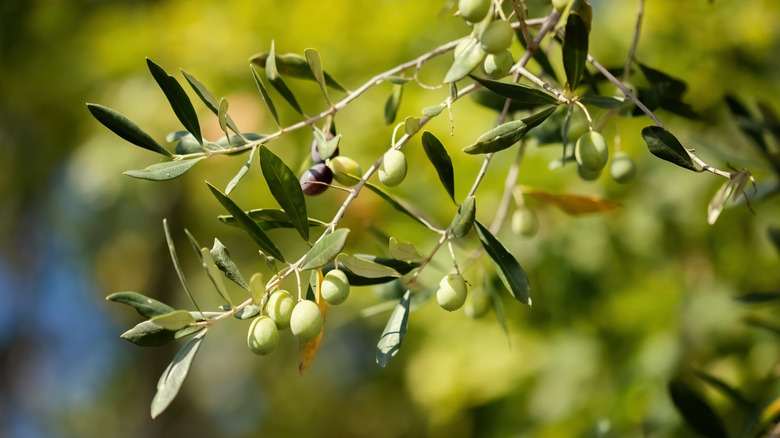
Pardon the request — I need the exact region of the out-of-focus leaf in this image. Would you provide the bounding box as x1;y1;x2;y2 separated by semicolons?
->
444;37;486;83
299;270;327;376
326;255;420;286
463;106;556;154
743;316;780;335
486;276;510;342
517;31;556;79
107;291;176;318
218;208;328;230
450;196;476;238
151;329;206;418
376;290;411;367
581;95;630;109
211;238;250;291
181;71;242;135
364;182;429;228
523;188;621;215
695;371;756;412
250;65;280;127
562;14;589;90
338;254;401;279
641;126;696;171
123;157;206;181
258;146;309;241
404;116;420;136
387;76;412;85
474;221;531;306
304;48;331;104
150;310;196;331
384;84;403;125
121;320;176;347
668;379;729;438
146;58;202;144
86;104;171;157
470;76;558;107
249;52;346;92
300;229;350;271
734;291;780;303
422;105;444;117
163;219;196;308
421;131;455;202
388;237;423;262
207;182;285;262
265;42;303;115
769;227;780;255
707;169;753;225
470;89;547;113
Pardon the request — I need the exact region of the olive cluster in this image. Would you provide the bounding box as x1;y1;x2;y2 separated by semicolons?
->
574;131;637;183
299;138;364;196
457;0;515;79
246;269;351;355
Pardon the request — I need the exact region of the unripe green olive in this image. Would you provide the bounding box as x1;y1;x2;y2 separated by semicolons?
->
577;163;601;181
465;287;491;319
511;208;538;237
552;0;571;12
574;131;608;172
610;152;637;184
459;0;490;23
265;290;295;330
378;149;408;187
247;316;279;355
479;20;514;54
437;273;468;312
321;269;350;305
484;49;513;78
329;156;362;186
290;300;323;341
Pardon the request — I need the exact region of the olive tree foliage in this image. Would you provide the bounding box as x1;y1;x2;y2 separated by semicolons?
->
87;0;776;429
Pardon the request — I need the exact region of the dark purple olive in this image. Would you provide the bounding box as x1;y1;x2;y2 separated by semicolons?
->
310;134;339;163
300;163;333;196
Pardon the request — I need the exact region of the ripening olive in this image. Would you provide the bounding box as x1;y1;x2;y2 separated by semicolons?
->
265;290;295;330
479;20;514;54
437;273;468;312
511;208;538;237
484;49;513;78
321;269;350;305
465;287;491;319
290;300;323;341
459;0;491;23
247;316;279;355
329;156;362;186
574;131;608;172
300;163;333;196
610;152;637;184
378;149;407;187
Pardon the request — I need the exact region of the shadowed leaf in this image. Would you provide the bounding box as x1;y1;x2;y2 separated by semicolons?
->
470;76;558;107
421;131;455;202
562;14;589;90
87;104;171;157
474;221;531;306
258;146;309;241
668;379;729;438
147;58;202;144
642;126;696;171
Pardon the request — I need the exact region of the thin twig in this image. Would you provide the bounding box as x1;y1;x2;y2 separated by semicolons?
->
623;0;645;82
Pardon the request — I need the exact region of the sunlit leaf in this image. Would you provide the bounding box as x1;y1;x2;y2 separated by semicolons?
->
150;310;196;331
444;37;486;83
421;131;455;202
422;105;444;117
474;221;531;306
641;126;696;171
562;14;589;90
327;255;420;286
86;103;172;157
210;238;250;291
463;107;556;154
146;58;202;144
522;188;621;215
300;229;350;271
304;48;331;104
151;329;207;418
107;291;176;318
181;71;242;135
470;76;558;107
266;41;303;115
249;52;346;92
388;237;423;262
258;146;309;241
207;182;285;262
376;290;411;367
668;379;729;438
384;84;403;125
338;254;402;279
123;157;206;181
695;371;756;412
121;320;176;347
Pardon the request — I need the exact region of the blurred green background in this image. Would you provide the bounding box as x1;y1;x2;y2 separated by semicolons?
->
2;0;780;437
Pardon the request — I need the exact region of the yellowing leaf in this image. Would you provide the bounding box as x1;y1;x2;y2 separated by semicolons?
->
299;269;327;375
522;188;621;215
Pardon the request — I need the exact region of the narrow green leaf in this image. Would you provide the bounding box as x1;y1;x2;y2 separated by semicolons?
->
313;126;340;160
121;320;176;347
210;238;250;291
300;228;350;271
217;98;230;138
146;58;202;144
580;95;630;109
175;326;205;339
226;146;256;195
769;227;780;255
197;247;233;305
463;106;556;154
207;182;285;262
695;371;756;412
218;208;328;230
444;37;486;83
328;255;420;286
486;276;510;341
181;71;242;135
422;105;444;117
388;237;423;262
162;219;197;310
304;48;331;104
364;182;429;228
150;310;196;331
266;41;303;115
450;196;476;238
384;84;403;125
668;379;729;438
151;329;206;418
474;221;531;306
338;254;402;279
86;103;171;157
470;76;558;107
376;290;411;367
249;52;347;92
470;89;547;113
562;14;589;91
123;157;206;181
250;65;280;127
234;305;261;320
107;291;176;318
734;291;780;303
641;126;696;171
258;146;309;241
421;131;455;202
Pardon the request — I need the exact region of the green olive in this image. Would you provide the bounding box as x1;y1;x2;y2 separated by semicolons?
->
610;152;637;184
484;49;513;78
479;20;514;54
329;156;362;186
511;208;538;237
378;149;408;187
290;300;323;341
265;290;295;330
437;273;468;312
574;131;608;173
321;269;350;305
459;0;491;23
247;316;279;355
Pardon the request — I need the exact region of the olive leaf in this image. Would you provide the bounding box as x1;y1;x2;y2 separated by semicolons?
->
327;255;420;286
218;208;328;231
313;125;340;160
474;221;531;306
181;71;242;136
150;310;196;331
562;13;589;91
668;379;729;438
580;95;630;109
470;76;558;107
388;237;423;262
337;254;402;279
641;126;696;171
450;196;476;237
265;41;303;115
151;329;207;418
146;58;202;144
121;320;176;347
376;290;411;367
422;105;444;117
226;146;256;195
304;48;331;105
364;182;429;228
695;371;756;412
300;229;350;271
463;106;556;154
86;104;172;157
210;238;250;291
250;65;281;127
107;291;176;318
384;83;403;125
249;51;346;92
123;157;206;181
444;37;486;83
470;89;548;113
258;146;309;241
421;131;456;202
